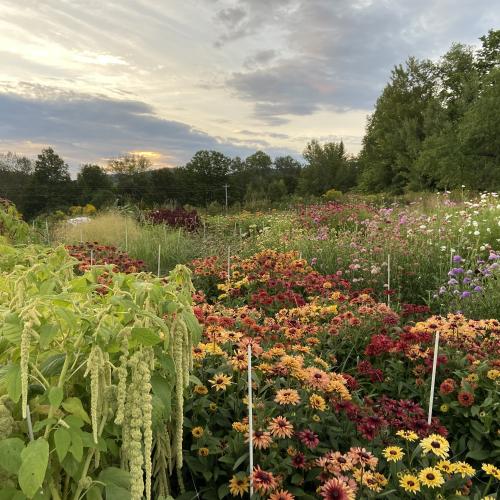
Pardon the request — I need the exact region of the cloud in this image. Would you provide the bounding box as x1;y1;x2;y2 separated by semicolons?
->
221;0;500;122
0;85;297;171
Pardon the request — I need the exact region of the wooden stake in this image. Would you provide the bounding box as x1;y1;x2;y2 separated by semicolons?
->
247;344;254;497
157;244;161;277
427;331;440;425
387;254;391;306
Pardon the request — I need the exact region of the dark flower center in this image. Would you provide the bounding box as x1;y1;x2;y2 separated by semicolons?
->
431;441;440;448
426;473;435;480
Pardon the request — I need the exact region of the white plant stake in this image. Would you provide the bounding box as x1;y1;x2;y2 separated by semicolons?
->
227;246;231;281
427;330;440;425
90;249;94;266
157;244;161;277
125;220;128;252
247;344;254;497
387;254;391;306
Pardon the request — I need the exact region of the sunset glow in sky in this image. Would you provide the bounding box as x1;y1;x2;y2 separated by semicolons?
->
0;0;498;171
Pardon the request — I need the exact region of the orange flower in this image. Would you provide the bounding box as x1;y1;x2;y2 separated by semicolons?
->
246;430;272;450
268;416;294;439
252;466;277;493
275;389;301;405
269;490;295;500
457;391;474;407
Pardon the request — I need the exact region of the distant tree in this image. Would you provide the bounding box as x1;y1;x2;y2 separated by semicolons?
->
300;140;354;195
24;148;73;217
184;150;231;205
0;153;33;212
76;164;114;207
107;154;152;202
274;155;302;193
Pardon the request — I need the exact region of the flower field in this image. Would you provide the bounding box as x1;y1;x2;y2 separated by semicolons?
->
1;194;500;499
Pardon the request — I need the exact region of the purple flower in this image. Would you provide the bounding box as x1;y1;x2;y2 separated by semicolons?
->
461;291;472;299
448;278;458;286
473;286;483;292
488;253;499;260
463;277;471;284
452;255;463;263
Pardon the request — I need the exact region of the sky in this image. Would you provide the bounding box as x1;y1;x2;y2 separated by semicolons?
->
0;0;498;172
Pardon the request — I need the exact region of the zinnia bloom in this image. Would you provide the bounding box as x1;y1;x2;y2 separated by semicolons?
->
396;430;418;441
418;467;445;488
347;447;378;470
252;466;277;493
194;385;208;395
198;447;209;457
420;434;450;459
297;428;319;449
439;378;455;395
275;388;301;405
191;426;204;438
209;373;232;391
268;416;294;439
309;393;327;411
451;461;475;478
229;474;249;497
399;474;420;494
246;430;272;450
457;391;474;407
382;446;404;462
482;463;500;480
320;478;355;500
269;490;295;500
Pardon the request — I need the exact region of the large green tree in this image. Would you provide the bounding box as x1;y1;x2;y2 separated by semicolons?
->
76;164;114;207
359;57;439;193
24;148;73;217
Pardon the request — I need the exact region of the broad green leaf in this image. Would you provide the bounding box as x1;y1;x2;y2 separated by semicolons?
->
39;354;65;377
68;428;83;462
18;438;49;499
130;327;161;347
54;428;71;462
38;324;59;350
48;387;63;408
62;397;91;424
98;467;131;489
0;437;25;474
54;306;77;329
0;313;22;343
64;415;84;429
151;374;171;409
5;364;22;403
0;488;24;500
69;276;89;293
85;486;103;500
182;310;202;343
105;485;131;500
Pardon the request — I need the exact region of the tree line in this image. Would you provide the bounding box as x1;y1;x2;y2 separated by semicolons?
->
1;29;498;218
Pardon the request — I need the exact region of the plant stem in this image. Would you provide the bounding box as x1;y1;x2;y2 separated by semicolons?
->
72;401;108;500
44;330;86;439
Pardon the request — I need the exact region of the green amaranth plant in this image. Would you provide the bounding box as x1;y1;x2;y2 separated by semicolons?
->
0;243;201;499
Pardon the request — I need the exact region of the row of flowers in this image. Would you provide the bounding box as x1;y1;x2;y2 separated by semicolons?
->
178;249;500;498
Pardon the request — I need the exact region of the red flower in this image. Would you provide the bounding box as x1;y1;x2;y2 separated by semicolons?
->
457;391;474;407
439;379;456;395
297;429;319;449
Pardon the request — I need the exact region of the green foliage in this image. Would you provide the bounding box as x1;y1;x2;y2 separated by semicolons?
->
0;198;31;244
0;243;199;499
